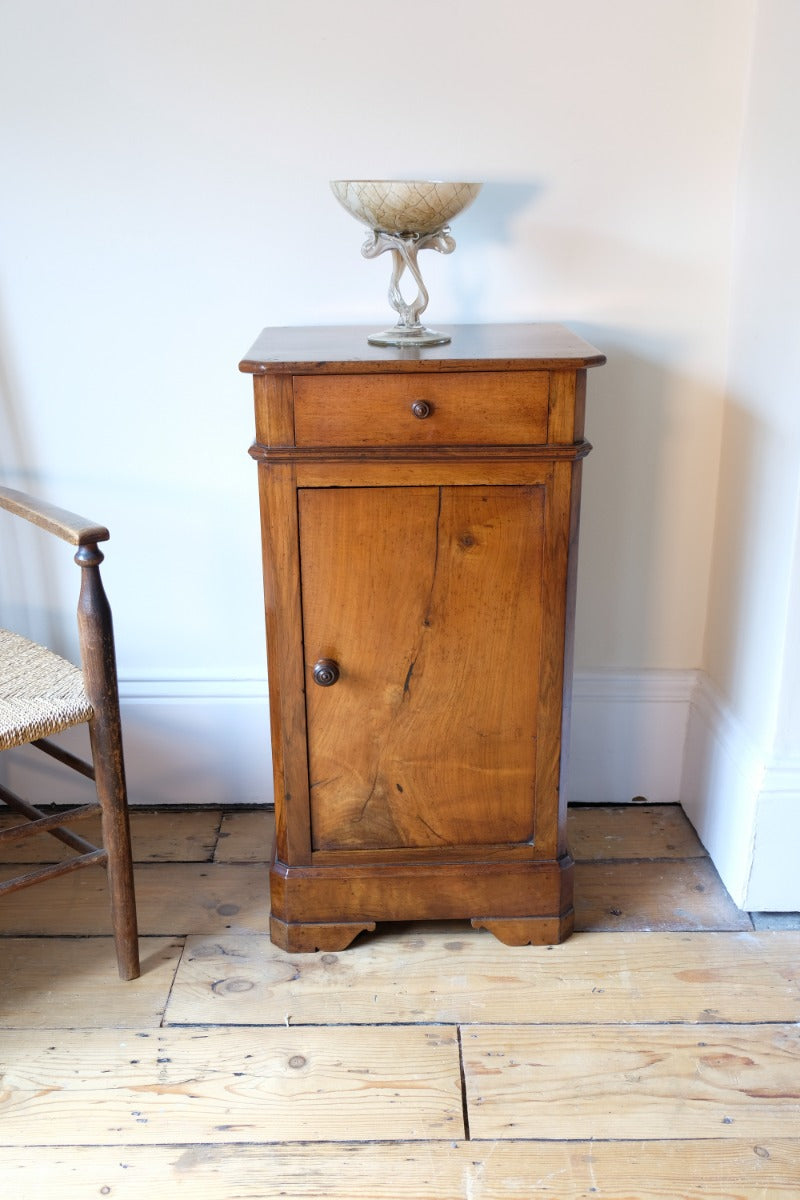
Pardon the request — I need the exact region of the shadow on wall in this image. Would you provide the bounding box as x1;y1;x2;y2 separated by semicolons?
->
679;393;798;904
574;337;671;665
456;181;545;244
451;179;721;333
704;398;793;735
445;188;720;672
562;336;727;809
0;292;83;680
459;186;721;670
0;290;33;485
570;330;724;670
455;186;690;667
445;181;543;322
0;295;47;793
678;398;771;903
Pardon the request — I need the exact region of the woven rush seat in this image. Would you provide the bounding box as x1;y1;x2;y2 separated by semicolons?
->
0;628;93;751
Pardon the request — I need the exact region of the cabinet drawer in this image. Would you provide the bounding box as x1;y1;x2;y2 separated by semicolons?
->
293;371;549;447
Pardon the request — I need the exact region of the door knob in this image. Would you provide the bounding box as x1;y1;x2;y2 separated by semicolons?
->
313;658;340;687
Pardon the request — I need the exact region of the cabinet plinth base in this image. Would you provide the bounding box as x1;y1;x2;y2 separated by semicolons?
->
268;851;574;951
269;916;377;953
471;912;574;945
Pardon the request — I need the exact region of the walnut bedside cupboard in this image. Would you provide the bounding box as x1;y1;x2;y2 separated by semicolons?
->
240;324;605;952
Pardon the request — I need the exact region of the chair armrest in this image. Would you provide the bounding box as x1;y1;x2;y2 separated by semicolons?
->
0;486;110;546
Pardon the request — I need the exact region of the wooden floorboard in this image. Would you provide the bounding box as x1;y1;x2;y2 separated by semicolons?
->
575;858;753;931
0;808;222;863
0;862;269;935
215;809;274;862
1;802;797;1197
0;1026;463;1146
164;928;800;1027
463;1023;800;1141
0;937;183;1027
1;1140;799;1199
567;802;707;860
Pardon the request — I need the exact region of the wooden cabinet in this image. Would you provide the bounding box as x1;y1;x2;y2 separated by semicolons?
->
240;324;605;951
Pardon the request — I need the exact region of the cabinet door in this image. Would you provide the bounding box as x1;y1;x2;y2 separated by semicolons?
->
299;485;547;852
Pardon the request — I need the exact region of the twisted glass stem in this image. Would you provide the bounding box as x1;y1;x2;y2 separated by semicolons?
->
362;228;456;332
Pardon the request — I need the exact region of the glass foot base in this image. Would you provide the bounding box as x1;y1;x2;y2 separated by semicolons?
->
367;325;451;348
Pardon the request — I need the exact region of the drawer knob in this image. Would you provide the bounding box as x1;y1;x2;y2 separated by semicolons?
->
313;658;340;687
410;399;432;420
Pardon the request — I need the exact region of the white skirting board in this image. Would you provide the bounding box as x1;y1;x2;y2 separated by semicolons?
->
2;669;695;809
682;675;800;911
0;677;274;810
2;668;798;910
567;670;695;806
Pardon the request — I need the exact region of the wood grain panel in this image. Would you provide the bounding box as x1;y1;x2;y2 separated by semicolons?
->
300;485;545;851
257;461;311;864
535;458;576;858
295;459;557;488
546;368;583;443
3;1139;798;1198
0;1026;462;1145
269;857;571;932
165;929;800;1028
293;371;549;446
252;372;295;446
463;1023;800;1140
240;322;607;375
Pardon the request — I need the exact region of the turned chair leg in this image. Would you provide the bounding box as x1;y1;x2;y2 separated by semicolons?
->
89;709;139;980
78;543;140;981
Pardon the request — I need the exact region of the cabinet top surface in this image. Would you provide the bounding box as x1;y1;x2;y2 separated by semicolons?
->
239;323;606;375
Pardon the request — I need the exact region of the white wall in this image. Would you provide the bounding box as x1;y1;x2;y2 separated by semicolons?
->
683;0;800;910
1;3;758;811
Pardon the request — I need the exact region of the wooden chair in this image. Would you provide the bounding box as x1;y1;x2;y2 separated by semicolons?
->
0;485;139;979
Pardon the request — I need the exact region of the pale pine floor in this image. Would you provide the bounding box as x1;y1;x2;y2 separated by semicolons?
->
1;803;799;1198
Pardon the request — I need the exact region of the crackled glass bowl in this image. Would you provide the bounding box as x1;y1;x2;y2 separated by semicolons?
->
330;180;482;346
330;180;481;236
